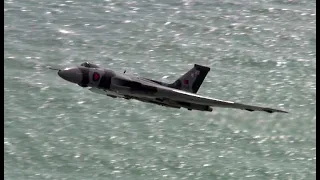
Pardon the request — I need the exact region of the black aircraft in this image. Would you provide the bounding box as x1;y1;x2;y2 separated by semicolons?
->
52;62;288;113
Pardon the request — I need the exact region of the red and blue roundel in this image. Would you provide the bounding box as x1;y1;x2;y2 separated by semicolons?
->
92;72;100;81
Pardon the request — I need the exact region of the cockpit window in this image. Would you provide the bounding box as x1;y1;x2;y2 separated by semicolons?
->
80;62;99;68
80;62;91;67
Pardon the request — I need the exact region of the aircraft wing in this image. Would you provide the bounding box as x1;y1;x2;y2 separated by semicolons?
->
127;76;287;113
92;76;287;113
162;88;288;113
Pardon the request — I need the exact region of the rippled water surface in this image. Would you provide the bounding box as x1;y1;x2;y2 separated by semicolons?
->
4;0;316;179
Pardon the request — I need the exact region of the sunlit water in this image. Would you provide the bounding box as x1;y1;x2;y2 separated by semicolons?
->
4;0;316;179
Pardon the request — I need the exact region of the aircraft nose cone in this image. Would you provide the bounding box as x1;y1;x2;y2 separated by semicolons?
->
58;67;82;84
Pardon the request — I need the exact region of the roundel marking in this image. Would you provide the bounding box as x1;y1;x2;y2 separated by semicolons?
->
93;72;100;81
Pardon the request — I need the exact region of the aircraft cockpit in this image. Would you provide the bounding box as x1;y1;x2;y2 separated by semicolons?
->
80;62;100;68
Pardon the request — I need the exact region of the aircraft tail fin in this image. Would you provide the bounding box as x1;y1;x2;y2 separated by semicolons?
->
169;64;210;93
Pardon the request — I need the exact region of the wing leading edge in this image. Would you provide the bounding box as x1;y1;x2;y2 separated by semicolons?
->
167;88;288;113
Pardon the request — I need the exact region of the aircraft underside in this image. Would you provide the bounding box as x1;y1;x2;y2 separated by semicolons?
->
128;96;213;112
89;88;213;112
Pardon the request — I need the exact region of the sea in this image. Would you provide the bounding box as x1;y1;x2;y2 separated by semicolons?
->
4;0;316;179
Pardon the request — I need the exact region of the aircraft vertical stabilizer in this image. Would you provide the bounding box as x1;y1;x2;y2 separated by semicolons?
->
169;64;210;93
